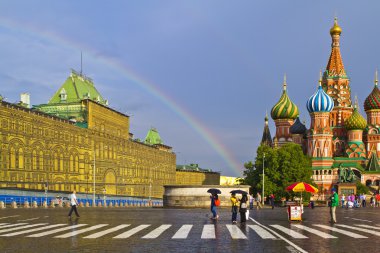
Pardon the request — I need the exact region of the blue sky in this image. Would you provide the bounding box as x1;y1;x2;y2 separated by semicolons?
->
0;1;380;177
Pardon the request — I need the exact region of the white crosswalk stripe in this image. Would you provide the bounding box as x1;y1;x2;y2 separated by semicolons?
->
0;215;20;220
0;223;27;229
335;224;380;236
113;225;151;239
0;223;47;234
0;223;9;226
313;225;367;238
27;224;88;237
0;224;66;237
142;225;172;239
84;224;130;239
54;224;108;238
248;225;276;239
292;225;337;239
270;225;308;239
201;224;215;239
226;225;247;239
172;225;193;239
1;222;377;241
356;224;380;230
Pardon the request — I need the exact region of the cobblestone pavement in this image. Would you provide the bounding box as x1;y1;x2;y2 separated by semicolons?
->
0;206;379;253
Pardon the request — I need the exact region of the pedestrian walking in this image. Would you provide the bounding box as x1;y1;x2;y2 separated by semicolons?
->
239;194;248;223
256;192;262;209
68;190;80;218
249;194;254;210
210;193;219;220
360;193;366;207
329;188;338;223
341;194;345;208
269;194;275;209
230;193;239;224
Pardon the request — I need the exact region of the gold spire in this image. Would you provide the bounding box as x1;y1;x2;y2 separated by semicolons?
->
354;94;358;109
375;69;378;86
318;70;322;86
330;17;342;36
283;73;287;91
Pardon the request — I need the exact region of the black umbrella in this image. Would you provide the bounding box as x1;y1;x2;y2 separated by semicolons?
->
207;188;221;194
230;190;248;195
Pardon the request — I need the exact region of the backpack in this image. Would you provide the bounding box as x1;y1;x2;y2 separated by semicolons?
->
215;199;220;206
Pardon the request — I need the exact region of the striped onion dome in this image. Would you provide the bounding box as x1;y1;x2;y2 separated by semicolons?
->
345;107;367;130
290;117;307;134
306;84;334;113
271;76;299;120
364;73;380;111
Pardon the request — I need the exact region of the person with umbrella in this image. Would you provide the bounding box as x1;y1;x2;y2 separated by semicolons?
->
208;188;220;220
239;193;248;223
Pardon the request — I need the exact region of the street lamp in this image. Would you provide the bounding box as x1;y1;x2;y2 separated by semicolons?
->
262;153;265;206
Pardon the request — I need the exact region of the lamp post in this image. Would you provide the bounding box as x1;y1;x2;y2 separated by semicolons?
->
262;153;265;206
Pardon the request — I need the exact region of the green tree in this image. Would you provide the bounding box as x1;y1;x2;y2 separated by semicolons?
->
244;143;313;201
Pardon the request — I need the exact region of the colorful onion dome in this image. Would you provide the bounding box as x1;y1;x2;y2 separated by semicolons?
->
330;17;342;36
306;82;334;113
364;71;380;111
290;117;307;135
345;107;367;130
270;75;299;120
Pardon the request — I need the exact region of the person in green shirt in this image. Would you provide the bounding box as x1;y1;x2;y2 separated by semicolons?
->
330;188;339;223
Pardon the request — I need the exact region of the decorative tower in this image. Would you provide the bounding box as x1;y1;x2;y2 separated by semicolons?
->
363;70;380;158
270;75;299;147
290;116;307;152
344;98;367;158
306;75;334;167
261;113;273;147
322;18;353;156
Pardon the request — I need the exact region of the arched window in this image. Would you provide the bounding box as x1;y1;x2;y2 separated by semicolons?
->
10;146;16;169
39;151;43;170
75;155;79;172
32;150;37;170
70;155;74;172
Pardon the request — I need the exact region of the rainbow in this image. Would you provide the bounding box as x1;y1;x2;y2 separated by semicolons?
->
0;17;243;176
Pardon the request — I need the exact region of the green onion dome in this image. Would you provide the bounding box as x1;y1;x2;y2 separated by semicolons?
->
270;76;299;120
345;108;367;130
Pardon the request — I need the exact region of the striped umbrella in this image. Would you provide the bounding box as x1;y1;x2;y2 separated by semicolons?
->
286;182;318;193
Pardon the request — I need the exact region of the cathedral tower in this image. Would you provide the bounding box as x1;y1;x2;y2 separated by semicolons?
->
261;113;273;147
322;18;353;156
364;71;380;158
306;76;334;167
270;75;299;147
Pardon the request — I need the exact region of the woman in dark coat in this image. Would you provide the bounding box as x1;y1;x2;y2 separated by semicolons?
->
239;194;248;223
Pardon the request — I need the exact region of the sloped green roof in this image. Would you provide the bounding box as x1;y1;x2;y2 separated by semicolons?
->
48;70;107;105
144;128;163;145
367;152;380;171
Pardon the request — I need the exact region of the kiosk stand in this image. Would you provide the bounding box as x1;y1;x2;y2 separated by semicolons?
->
286;201;302;221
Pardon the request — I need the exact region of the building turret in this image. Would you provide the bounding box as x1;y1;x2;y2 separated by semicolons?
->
364;70;380;158
290;116;307;150
270;75;299;147
344;99;367;158
306;74;334;167
322;18;353;156
261;113;273;147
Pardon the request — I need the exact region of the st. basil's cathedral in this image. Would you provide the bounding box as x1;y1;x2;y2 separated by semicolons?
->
261;18;380;198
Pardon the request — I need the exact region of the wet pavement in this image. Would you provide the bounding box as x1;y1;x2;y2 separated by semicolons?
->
0;206;379;253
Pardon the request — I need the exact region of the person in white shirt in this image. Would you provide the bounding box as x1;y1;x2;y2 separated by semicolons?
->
68;190;80;218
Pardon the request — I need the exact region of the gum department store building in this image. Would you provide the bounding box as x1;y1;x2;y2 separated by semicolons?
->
0;70;177;199
262;19;380;198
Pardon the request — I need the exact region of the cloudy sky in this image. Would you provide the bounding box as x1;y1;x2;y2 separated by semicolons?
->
0;1;379;177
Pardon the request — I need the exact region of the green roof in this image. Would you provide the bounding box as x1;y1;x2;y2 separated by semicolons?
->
176;164;216;173
144;128;163;145
48;70;107;105
366;152;380;171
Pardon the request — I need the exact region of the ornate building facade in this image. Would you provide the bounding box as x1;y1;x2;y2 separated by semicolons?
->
264;18;380;197
0;70;176;198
